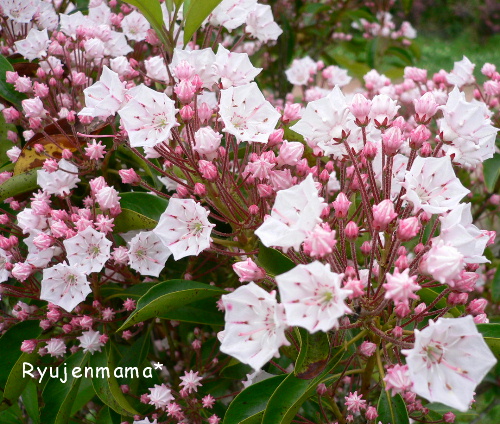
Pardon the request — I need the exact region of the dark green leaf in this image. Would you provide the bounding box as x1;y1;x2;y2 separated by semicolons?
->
21;381;39;424
223;375;286;424
159;297;224;326
119;192;168;221
40;351;89;424
117;279;226;331
96;406;122;424
113;208;158;233
70;378;95;416
257;244;295;277
0;169;38;202
477;323;500;356
294;328;330;379
484;153;500;193
417;288;461;317
102;282;158;300
491;267;500;303
118;330;151;371
377;392;409;424
183;0;223;45
0;55;26;108
90;346;139;416
0;351;38;411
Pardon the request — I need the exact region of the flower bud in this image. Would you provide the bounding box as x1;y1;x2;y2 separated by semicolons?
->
332;192;351;218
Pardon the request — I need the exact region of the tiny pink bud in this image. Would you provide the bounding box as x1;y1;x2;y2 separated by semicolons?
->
345;221;359;240
332;192;351;218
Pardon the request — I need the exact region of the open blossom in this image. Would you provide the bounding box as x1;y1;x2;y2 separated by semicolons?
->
37;159;80;196
255;174;327;251
209;0;258;31
64;227;112;273
79;66;127;119
446;56;475;87
383;268;420;307
40;263;91;312
219;282;289;370
149;384;174;408
322;65;352;87
154;199;214;260
275;261;351;333
121;10;150;41
179;370;203;393
285;56;317;85
245;4;282;42
421;240;464;284
14;28;50;61
433;203;490;264
170;48;218;89
384;364;412;395
46;338;66;358
77;329;104;354
119;84;178;148
402;316;496;412
215;44;262;88
219;82;280;144
128;231;171;277
401;156;469;214
439;87;498;167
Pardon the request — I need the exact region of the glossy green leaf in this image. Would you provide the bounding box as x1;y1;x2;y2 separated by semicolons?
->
118;279;226;331
261;373;315;424
0;55;26;108
102;282;158;300
483;153;500;192
223;375;286;424
417;288;461;317
159;297;224;326
113;208;158;233
377;391;409;424
183;0;223;44
257;244;295;277
123;0;170;48
90;346;139;416
70;378;95;416
0;405;23;424
294;328;329;379
0;169;38;202
0;351;38;411
118;329;151;371
491;267;500;303
119;192;168;221
40;351;89;424
96;406;122;424
477;323;500;356
21;381;39;424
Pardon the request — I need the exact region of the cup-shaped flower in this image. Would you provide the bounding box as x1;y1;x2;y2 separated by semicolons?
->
275;261;351;333
154;199;214;260
64;227;112;273
402;316;497;412
37;159;80;196
128;231;171;277
219;282;289;370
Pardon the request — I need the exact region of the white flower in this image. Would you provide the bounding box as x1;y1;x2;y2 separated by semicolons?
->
245;4;282;42
64;227;112;273
434;203;490;264
209;0;258;31
255;174;326;251
154;199;214;260
276;261;351;333
79;66;127;119
322;65;352;88
59;12;88;38
37;159;80;196
121;10;150;41
285;56;317;86
0;248;11;283
446;56;475;88
145;56;169;82
148;384;173;408
40;263;91;312
290;87;360;159
219;82;280;144
2;0;39;23
214;44;262;88
46;338;66;358
401;156;469;214
170;48;218;89
219;282;289;370
439;87;498;167
104;31;133;57
77;329;104;354
421;240;464;284
402;316;496;412
14;28;49;61
118;84;178;148
128;231;171;277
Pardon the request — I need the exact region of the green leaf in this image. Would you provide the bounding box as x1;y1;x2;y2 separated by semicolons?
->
492;267;500;303
402;0;413;13
377;392;409;424
0;351;38;411
0;55;26;108
294;329;330;379
113;208;158;233
223;375;287;424
40;351;89;424
102;282;158;300
96;406;122;424
257;244;295;277
118;329;151;371
123;0;171;48
183;0;223;45
484;153;500;192
117;279;226;331
159;297;224;326
21;381;39;424
261;373;315;424
477;323;500;356
70;377;95;416
119;192;168;221
417;288;461;317
90;345;139;417
0;169;38;202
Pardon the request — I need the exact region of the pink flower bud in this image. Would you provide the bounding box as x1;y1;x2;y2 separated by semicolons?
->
332;192;351;218
365;406;378;420
359;341;376;357
474;314;489;324
481;63;496;78
447;292;468;305
257;183;273;197
6;71;19;84
363;141;378;160
197;102;212;123
12;262;32;281
467;298;487;315
443;412;456;423
277;140;304;166
345;221;359;240
360;241;371;255
268;129;284;145
22;97;46;118
194;182;206;196
119;168;141;185
198;160;218;181
350;93;371;125
3;107;20;122
282;103;302;123
180;104;195;121
316;383;327;395
33;82;49;98
21;340;37;353
414;92;438;124
194;127;222;160
397;217;420;241
249;205;259;215
62;324;73;333
372;199;397;230
382;127;404;156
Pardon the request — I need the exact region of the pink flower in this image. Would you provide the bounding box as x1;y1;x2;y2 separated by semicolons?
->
148;384;173;409
46;338;66;358
193;127;222;160
383;268;420;306
84;139;106;160
384;364;412;395
344;391;366;413
303;223;337;258
372;199;397;230
232;258;266;282
276;261;351;333
22;97;46;118
179;370;203;394
78;329;104;354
